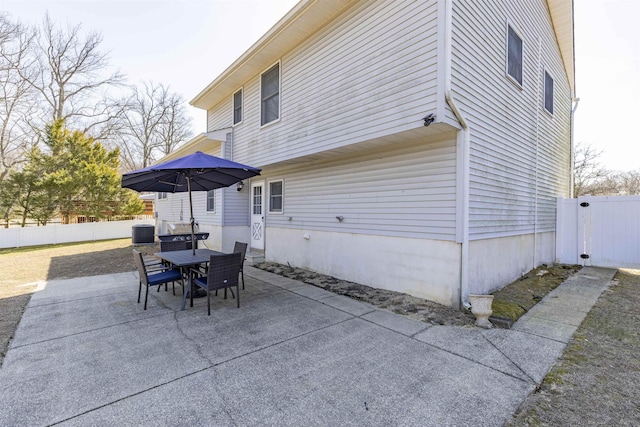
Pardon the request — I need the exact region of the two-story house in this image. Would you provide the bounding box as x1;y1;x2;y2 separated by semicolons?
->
155;0;575;308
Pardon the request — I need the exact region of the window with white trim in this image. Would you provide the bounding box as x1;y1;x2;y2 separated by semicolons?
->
158;192;167;200
233;88;242;125
544;70;554;114
269;180;283;213
206;190;215;212
261;63;280;125
507;25;523;86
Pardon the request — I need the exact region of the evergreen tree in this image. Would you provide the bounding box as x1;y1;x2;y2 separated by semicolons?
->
0;120;143;226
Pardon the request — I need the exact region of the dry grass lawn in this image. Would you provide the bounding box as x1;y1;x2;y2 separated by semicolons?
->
0;238;155;363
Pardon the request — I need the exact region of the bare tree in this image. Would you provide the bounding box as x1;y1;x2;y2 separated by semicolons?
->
17;13;126;135
0;14;39;195
573;141;610;197
157;91;192;156
617;171;640;195
117;81;192;171
600;170;640;196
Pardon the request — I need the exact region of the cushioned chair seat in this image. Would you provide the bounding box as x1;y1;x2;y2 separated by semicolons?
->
133;249;185;310
148;269;182;286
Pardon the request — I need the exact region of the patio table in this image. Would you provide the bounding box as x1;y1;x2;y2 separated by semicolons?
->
154;248;223;310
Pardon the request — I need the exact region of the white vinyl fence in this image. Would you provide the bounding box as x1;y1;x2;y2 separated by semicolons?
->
556;195;640;268
0;219;155;249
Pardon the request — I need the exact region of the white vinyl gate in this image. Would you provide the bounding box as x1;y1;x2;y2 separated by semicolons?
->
556;195;640;268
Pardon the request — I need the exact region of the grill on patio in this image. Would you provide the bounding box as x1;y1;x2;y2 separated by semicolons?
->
158;223;209;249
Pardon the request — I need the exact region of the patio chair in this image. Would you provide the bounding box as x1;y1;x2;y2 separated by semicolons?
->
160;240;191;252
135;253;170;291
160;240;197;280
141;252;164;273
192;252;242;315
133;249;184;310
233;241;248;289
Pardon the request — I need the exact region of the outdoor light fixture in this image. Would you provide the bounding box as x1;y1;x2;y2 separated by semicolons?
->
336;216;344;222
236;181;244;191
422;113;435;127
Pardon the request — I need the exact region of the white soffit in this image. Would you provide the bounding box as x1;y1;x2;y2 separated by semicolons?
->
547;0;575;95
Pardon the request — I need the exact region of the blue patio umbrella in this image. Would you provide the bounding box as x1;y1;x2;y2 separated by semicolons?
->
122;151;261;254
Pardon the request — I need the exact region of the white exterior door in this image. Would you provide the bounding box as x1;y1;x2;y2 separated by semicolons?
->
251;181;265;250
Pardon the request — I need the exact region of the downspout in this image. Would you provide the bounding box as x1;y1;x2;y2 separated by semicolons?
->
444;0;470;309
569;98;580;198
533;37;542;269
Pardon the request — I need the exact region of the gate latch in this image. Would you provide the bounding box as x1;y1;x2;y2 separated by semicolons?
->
580;202;590;207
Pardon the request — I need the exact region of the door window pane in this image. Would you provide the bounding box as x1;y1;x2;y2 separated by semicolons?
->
253;186;262;215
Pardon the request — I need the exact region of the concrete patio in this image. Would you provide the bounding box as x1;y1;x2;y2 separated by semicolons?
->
0;265;615;426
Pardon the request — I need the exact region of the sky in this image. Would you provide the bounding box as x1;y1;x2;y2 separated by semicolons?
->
2;0;639;172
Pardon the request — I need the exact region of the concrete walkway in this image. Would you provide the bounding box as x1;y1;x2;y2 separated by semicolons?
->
0;266;615;426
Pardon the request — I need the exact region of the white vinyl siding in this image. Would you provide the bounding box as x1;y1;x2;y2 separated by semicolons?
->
157;192;216;225
451;0;571;239
262;137;457;240
207;0;439;167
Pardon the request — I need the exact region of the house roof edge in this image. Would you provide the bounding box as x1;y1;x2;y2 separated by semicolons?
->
190;0;356;110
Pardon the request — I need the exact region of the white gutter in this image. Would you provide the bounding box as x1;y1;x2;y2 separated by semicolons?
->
533;37;542;269
444;0;470;309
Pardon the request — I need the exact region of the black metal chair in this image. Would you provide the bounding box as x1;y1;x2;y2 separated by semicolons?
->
233;241;248;289
133;249;184;310
192;252;242;315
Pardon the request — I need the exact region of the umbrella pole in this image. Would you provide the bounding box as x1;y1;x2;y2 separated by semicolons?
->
187;173;196;256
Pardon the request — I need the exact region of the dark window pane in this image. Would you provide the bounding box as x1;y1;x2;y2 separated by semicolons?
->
207;190;215;211
233;90;242;124
262;95;279;124
261;64;280;125
253;186;262;215
269;181;283;212
508;26;523;85
544;71;554;114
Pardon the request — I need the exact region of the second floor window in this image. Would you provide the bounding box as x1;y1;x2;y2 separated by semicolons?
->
233;89;243;125
261;63;280;125
206;190;215;212
544;70;554;114
507;25;523;86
